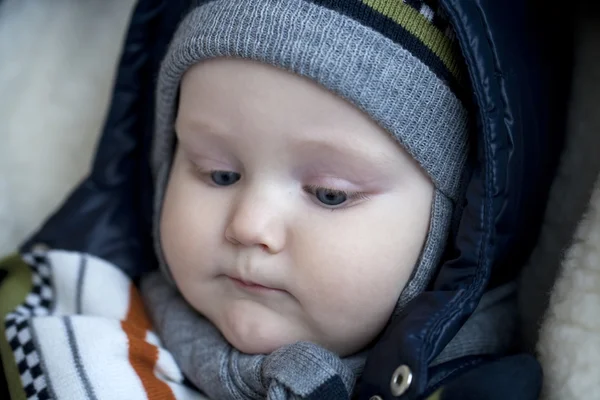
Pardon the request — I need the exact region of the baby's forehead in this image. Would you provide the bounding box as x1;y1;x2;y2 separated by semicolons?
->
176;58;407;161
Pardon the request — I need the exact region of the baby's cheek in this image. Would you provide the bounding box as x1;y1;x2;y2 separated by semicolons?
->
342;274;400;322
160;177;228;318
160;209;188;272
294;233;411;350
300;268;402;354
323;251;408;313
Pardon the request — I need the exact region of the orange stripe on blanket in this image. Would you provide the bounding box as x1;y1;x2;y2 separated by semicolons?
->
122;283;176;400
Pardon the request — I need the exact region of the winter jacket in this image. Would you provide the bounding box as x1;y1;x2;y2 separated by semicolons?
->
0;0;573;399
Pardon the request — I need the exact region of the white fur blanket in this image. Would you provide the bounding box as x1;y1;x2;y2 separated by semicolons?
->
0;0;136;255
538;175;600;399
520;6;600;399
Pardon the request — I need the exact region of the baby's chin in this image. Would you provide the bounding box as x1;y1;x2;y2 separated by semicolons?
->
215;299;309;355
212;298;365;357
224;328;286;355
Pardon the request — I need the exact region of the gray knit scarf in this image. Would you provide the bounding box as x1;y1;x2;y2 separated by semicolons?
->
141;272;366;399
141;271;517;399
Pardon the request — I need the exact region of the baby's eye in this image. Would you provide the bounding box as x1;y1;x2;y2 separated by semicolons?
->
304;185;349;207
210;171;241;186
315;188;347;206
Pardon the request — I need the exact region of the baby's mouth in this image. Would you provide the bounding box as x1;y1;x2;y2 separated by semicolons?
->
227;275;284;293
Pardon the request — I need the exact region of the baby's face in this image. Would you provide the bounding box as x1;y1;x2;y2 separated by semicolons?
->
161;58;433;357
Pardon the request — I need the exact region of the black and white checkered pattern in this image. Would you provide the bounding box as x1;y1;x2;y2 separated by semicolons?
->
4;249;54;400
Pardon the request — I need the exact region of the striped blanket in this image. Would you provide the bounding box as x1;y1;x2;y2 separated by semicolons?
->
0;248;208;400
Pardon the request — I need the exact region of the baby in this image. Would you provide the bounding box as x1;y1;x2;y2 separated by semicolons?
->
142;0;469;398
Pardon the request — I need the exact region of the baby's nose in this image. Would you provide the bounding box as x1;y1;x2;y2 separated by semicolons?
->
224;189;287;254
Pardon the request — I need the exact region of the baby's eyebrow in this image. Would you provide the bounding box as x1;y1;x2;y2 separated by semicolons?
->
174;117;228;139
295;139;396;170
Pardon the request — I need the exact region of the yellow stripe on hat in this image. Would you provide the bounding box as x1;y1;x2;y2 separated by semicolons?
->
361;0;461;80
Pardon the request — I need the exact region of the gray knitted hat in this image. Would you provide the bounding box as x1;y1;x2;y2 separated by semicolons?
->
152;0;469;313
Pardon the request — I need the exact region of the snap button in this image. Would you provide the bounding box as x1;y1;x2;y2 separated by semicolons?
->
369;397;383;400
390;365;413;397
